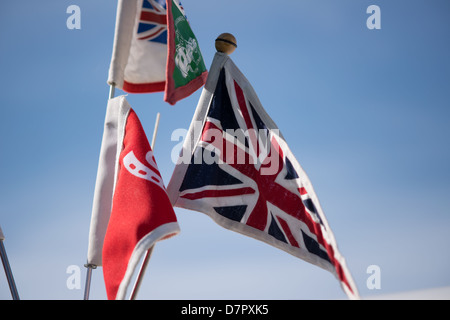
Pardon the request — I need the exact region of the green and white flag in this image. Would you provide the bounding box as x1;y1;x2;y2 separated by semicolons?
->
165;0;208;104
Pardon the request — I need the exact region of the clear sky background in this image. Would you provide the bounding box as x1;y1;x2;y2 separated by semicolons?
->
1;0;449;300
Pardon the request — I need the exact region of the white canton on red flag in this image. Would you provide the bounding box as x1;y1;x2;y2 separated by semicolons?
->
167;53;360;299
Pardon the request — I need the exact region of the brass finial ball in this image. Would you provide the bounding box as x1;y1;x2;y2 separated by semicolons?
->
215;33;237;54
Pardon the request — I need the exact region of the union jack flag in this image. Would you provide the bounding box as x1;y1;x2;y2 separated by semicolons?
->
137;0;168;43
167;53;359;299
137;0;185;44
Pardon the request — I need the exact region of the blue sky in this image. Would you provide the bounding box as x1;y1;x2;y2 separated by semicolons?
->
1;0;449;300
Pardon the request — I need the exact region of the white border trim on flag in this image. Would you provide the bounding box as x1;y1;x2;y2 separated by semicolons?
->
115;221;180;300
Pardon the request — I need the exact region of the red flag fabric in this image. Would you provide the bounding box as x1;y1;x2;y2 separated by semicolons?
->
101;99;179;300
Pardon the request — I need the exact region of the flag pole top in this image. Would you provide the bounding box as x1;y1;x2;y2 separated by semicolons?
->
215;33;237;55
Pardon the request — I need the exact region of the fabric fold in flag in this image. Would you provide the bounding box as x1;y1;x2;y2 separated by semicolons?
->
107;0;208;105
167;52;360;300
87;96;180;299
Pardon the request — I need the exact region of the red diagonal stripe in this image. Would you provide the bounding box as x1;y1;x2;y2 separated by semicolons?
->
140;11;167;25
233;81;253;131
233;81;261;158
181;187;255;200
276;215;300;248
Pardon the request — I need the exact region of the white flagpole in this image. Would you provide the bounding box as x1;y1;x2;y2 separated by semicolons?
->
83;84;116;300
129;111;160;300
0;226;20;300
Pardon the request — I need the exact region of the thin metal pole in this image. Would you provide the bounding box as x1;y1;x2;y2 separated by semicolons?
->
151;112;161;150
129;246;154;300
83;84;116;300
128;112;161;300
83;263;97;300
109;83;116;100
0;227;20;300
